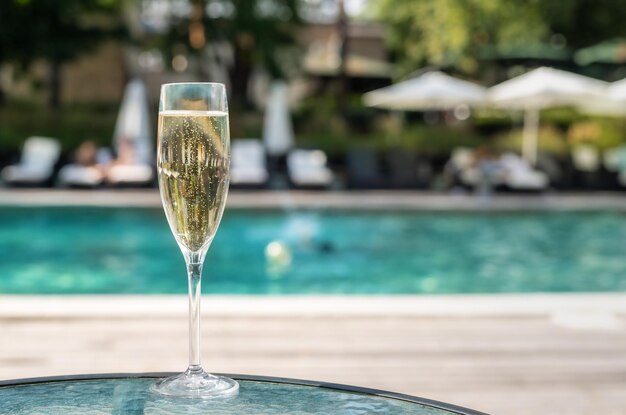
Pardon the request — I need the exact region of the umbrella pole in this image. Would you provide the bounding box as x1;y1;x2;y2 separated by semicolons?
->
522;107;540;165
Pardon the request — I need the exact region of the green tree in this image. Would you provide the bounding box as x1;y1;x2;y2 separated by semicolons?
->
540;0;626;48
371;0;547;78
157;0;302;108
373;0;626;80
0;0;124;107
229;0;301;103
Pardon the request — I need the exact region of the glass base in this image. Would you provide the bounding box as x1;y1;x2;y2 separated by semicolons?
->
150;367;239;399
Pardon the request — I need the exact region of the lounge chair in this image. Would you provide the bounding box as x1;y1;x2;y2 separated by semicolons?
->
571;145;601;189
57;147;111;188
603;145;626;188
106;138;154;187
387;149;432;189
107;164;154;187
1;136;61;186
572;145;600;172
535;153;564;188
58;165;104;188
445;147;476;189
346;149;386;189
287;149;334;188
604;145;626;171
107;78;155;187
499;153;549;191
230;139;269;188
449;149;548;191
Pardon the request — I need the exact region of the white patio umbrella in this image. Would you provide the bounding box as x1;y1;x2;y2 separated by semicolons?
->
113;78;153;164
577;98;626;117
603;78;626;116
577;76;626;117
608;77;626;102
488;67;607;165
362;71;486;110
263;81;294;157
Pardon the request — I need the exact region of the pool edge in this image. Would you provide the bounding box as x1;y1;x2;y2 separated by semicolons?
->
1;293;625;318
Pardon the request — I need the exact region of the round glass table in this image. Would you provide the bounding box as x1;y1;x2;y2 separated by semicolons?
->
0;373;488;414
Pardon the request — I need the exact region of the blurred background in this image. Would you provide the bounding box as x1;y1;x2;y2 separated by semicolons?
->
2;0;626;186
3;1;626;415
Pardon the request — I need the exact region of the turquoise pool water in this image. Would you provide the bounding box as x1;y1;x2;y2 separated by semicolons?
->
1;206;626;294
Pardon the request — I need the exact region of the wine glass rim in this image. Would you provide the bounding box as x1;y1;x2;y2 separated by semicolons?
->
161;82;226;87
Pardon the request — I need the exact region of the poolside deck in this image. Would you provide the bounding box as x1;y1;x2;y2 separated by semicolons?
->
2;294;626;415
3;188;626;211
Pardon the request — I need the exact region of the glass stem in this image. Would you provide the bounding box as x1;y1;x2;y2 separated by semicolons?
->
187;261;203;371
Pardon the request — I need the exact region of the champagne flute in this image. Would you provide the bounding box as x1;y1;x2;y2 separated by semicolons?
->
152;82;238;398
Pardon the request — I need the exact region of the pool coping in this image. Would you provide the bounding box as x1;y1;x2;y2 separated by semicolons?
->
1;294;625;322
2;189;626;211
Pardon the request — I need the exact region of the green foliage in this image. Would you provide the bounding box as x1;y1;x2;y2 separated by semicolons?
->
475;106;617;130
297;123;484;157
294;97;354;155
371;0;547;77
154;0;302;106
371;0;626;78
539;107;587;126
296;131;380;156
213;0;302;78
541;0;626;48
0;0;124;65
477;108;626;157
0;0;125;107
0;101;118;153
230;111;264;138
393;124;484;156
294;94;484;156
493;125;569;157
568;118;626;150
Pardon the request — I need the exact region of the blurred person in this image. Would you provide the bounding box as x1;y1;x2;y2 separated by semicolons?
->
105;136;154;186
499;152;549;192
79;140;112;177
104;137;136;183
472;146;504;196
57;140;110;187
75;140;98;165
110;137;138;166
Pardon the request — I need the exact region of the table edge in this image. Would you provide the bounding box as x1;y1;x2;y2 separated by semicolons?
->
0;372;490;415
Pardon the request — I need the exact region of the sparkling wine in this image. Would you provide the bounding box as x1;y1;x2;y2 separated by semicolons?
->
157;110;230;252
152;83;239;398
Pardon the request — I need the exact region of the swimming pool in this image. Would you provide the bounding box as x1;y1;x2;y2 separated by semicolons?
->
1;206;626;294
